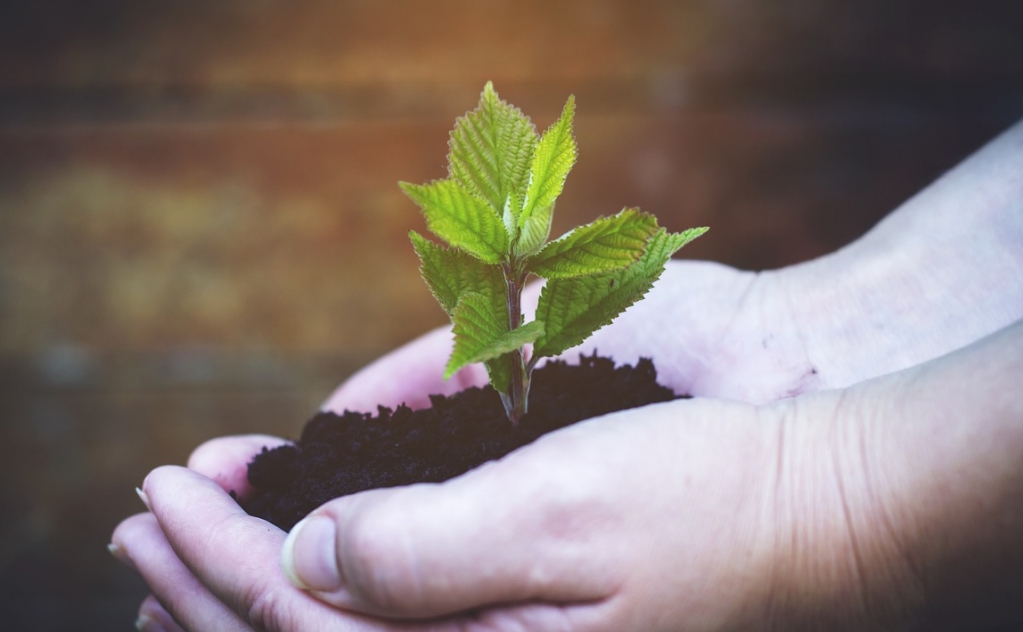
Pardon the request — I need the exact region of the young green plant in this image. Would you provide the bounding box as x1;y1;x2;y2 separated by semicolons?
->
402;82;707;425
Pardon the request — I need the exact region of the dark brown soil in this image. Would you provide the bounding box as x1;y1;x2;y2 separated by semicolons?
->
243;354;680;531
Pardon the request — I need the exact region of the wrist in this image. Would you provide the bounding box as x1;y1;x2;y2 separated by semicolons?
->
774;120;1023;390
776;216;1022;391
760;391;926;631
764;321;1023;630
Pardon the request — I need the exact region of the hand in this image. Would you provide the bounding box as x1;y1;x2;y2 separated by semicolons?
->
112;320;1023;630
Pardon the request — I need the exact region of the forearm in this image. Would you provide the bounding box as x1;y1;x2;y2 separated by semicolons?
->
875;318;1023;628
779;119;1023;386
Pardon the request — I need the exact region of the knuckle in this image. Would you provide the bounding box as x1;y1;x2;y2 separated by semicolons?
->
242;579;297;632
341;501;421;612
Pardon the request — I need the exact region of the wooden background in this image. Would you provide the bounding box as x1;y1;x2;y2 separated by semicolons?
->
1;1;1021;628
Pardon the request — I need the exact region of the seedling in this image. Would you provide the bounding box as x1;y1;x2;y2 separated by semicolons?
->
402;82;706;425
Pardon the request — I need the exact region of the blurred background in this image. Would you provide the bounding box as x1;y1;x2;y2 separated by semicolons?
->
0;0;1021;629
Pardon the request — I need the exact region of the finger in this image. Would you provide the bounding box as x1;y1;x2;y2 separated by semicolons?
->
112;512;251;631
141;466;414;631
137;594;188;632
278;421;627;619
187;434;290;499
321;327;487;413
115;509;607;632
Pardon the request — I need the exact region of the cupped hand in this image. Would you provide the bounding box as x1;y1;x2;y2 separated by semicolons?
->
112;250;1020;631
114;319;1023;630
112;372;934;631
112;247;1021;630
111;396;785;630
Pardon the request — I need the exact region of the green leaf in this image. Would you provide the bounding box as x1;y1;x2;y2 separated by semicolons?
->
448;82;538;221
527;208;659;279
445;293;544;378
484;354;514;394
409;231;506;317
664;225;708;253
533;227;706;358
517;95;577;255
404;83;711;425
514;202;554;257
401;180;509;263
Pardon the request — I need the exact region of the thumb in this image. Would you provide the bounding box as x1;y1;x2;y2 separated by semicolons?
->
278;440;618;619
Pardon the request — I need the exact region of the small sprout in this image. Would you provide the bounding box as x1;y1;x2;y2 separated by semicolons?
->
402;82;707;425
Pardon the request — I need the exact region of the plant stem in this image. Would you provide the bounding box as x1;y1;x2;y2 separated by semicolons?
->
501;263;531;426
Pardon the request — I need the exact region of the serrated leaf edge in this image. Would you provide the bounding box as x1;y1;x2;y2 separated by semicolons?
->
527;208;659;279
532;227;702;358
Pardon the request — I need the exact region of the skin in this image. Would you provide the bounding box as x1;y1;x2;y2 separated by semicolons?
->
112;119;1023;631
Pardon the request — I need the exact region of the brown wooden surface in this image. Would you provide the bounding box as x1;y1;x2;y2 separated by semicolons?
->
1;1;1021;629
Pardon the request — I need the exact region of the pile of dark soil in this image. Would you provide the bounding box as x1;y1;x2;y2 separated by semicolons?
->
243;354;679;531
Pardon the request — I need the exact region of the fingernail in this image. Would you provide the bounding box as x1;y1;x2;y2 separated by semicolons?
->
135;487;152;511
136;613;167;632
107;542;132;567
281;515;343;591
